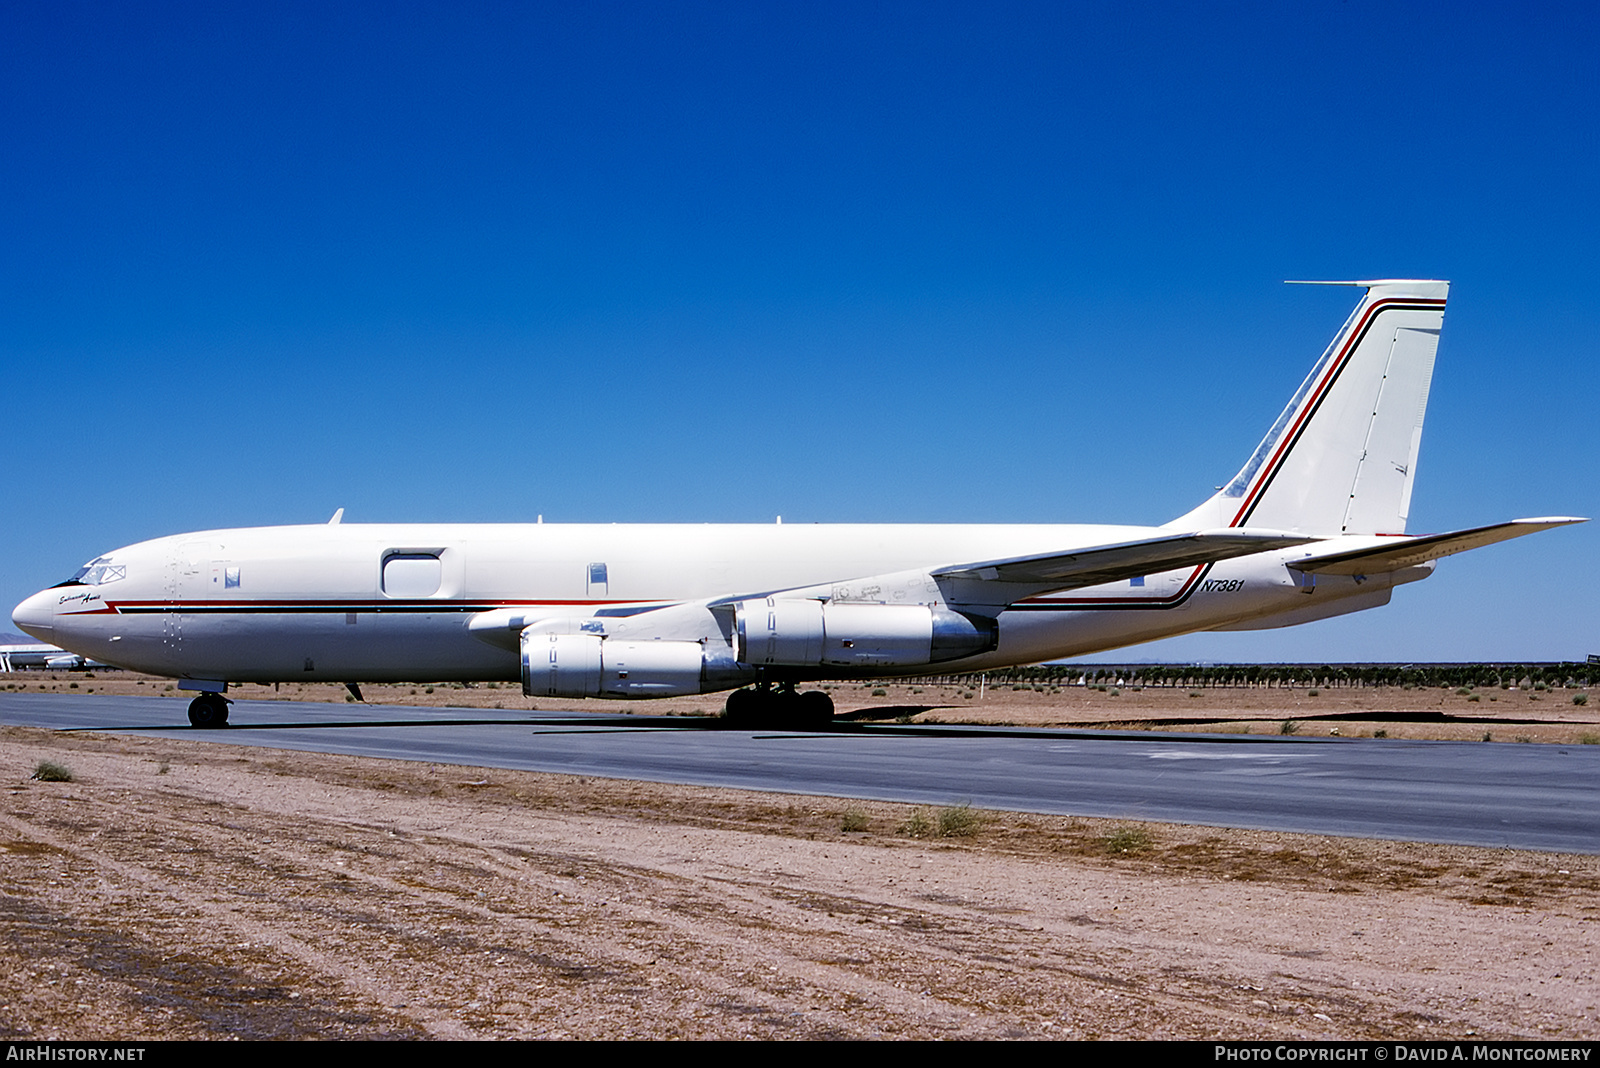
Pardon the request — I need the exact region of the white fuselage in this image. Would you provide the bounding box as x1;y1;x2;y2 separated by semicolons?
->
12;521;1425;686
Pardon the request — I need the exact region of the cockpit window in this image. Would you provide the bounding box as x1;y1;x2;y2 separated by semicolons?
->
61;558;127;586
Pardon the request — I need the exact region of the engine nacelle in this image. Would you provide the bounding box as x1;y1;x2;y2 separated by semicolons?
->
733;598;997;668
521;632;713;699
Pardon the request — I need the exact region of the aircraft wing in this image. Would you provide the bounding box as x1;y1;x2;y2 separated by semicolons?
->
469;528;1317;650
933;529;1318;592
1286;517;1586;576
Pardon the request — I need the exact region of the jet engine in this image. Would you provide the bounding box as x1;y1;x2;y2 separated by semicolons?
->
520;631;754;699
733;598;997;668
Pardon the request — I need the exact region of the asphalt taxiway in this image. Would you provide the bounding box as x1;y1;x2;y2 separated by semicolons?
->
3;693;1597;853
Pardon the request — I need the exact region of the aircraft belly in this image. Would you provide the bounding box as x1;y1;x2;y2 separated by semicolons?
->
936;578;1324;669
165;611;517;682
995;608;1208;664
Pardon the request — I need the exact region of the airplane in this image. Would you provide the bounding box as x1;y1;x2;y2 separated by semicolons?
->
11;279;1583;729
0;642;103;672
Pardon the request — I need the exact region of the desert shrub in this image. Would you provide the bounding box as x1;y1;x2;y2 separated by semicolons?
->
31;761;73;782
840;806;871;832
1103;826;1152;854
936;803;981;838
898;810;932;838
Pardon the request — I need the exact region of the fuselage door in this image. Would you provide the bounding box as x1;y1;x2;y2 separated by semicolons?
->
382;553;443;598
164;541;212;669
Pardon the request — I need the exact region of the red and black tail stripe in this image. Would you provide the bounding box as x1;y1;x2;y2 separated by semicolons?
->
1226;297;1445;530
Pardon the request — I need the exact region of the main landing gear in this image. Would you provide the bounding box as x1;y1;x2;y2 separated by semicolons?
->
187;692;231;728
722;683;835;730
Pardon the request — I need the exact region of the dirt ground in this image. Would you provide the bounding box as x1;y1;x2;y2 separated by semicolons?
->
1;679;1598;1040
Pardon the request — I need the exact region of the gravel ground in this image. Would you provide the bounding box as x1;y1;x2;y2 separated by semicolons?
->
2;714;1596;1040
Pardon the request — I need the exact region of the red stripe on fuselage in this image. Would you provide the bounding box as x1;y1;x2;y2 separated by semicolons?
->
76;598;671;614
1014;563;1209;609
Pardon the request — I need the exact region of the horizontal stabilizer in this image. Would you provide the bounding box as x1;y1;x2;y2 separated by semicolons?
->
1287;518;1585;576
934;529;1317;592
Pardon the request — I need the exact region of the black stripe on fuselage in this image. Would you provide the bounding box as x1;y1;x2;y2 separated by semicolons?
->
1006;563;1217;612
106;601;672;615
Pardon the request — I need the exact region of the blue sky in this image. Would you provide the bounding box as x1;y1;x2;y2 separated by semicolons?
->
4;1;1596;661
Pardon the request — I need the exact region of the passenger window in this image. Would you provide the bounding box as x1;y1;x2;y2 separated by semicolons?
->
587;562;608;596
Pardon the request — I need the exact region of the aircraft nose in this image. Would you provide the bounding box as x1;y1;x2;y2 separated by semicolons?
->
12;589;56;642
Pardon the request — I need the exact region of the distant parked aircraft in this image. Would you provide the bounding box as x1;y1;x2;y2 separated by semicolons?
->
0;642;101;672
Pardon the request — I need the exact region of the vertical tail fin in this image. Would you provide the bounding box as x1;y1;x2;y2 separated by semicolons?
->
1171;279;1448;536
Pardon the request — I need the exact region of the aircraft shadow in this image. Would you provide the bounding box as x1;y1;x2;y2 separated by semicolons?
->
1091;709;1600;728
75;709;1356;744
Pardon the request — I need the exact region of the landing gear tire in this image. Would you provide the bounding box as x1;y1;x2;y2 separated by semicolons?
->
723;687;761;726
794;689;834;730
722;686;834;730
187;692;231;728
